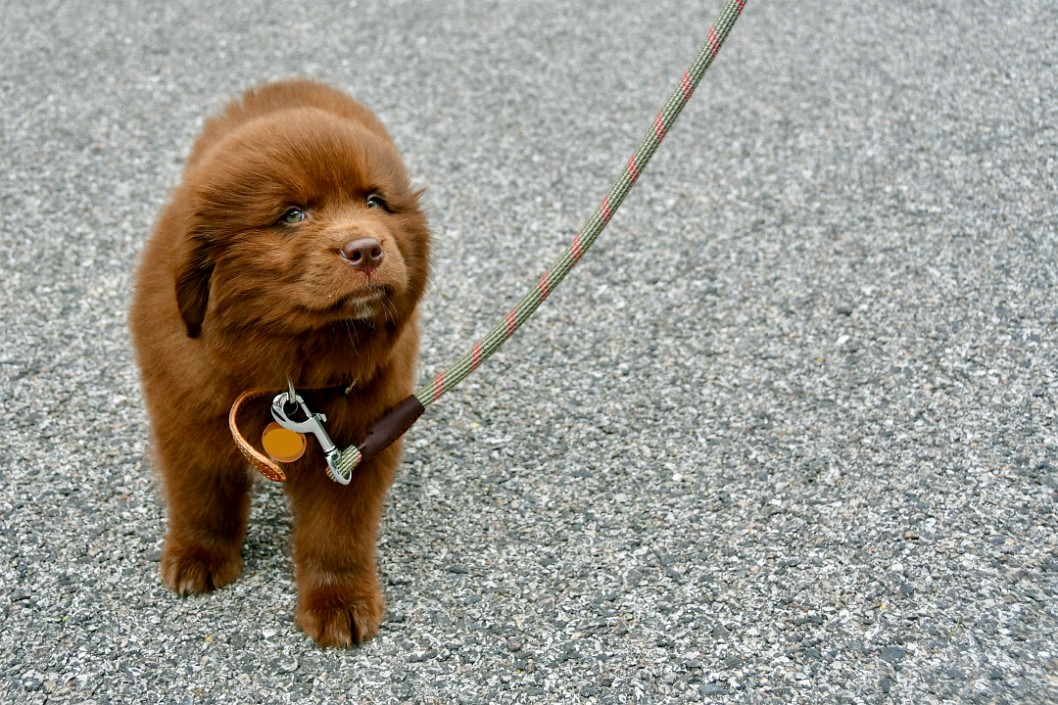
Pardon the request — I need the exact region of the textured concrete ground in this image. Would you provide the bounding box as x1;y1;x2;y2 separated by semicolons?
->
2;1;1056;703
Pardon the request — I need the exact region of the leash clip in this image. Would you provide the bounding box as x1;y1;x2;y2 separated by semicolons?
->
270;391;349;485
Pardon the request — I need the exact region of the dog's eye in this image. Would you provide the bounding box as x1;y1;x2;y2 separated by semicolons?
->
365;194;387;211
279;207;306;224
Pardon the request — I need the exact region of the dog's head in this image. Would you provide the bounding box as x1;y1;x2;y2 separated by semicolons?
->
174;107;429;342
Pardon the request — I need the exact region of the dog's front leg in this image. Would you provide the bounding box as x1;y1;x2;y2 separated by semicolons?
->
155;417;252;595
285;441;401;647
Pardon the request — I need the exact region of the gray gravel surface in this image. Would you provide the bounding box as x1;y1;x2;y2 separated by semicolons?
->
3;1;1057;703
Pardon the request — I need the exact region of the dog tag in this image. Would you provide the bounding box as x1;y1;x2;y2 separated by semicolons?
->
262;421;306;463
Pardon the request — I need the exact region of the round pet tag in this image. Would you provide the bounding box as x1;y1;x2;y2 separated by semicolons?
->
261;421;307;463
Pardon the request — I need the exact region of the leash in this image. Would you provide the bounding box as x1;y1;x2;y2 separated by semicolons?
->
231;0;748;484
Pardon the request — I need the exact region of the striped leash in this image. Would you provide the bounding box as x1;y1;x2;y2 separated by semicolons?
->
242;0;748;484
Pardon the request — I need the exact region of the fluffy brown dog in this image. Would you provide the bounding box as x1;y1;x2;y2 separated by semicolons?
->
130;79;429;647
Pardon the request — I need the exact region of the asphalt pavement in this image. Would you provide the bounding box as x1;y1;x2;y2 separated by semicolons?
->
2;1;1056;703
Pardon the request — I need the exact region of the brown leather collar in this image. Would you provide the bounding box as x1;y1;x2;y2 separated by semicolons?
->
229;388;288;481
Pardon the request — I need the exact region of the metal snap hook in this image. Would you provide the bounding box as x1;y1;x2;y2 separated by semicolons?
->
270;390;348;485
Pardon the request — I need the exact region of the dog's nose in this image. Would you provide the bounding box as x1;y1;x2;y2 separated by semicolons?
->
340;237;384;273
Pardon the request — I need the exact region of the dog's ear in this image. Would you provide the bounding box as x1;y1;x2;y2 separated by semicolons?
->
175;239;214;339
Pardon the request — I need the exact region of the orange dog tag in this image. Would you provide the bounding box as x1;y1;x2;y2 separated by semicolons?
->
261;422;306;463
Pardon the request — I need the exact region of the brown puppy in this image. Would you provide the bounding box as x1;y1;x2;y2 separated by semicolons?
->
130;79;429;647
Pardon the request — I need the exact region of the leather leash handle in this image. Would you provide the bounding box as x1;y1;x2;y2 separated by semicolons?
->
356;394;425;464
329;394;425;483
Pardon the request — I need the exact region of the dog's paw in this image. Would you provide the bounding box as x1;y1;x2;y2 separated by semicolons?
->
160;540;243;595
296;581;384;648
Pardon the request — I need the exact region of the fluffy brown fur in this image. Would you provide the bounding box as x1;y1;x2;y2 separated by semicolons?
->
129;79;430;647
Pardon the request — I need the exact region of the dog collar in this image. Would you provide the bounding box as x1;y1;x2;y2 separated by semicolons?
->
227;377;353;483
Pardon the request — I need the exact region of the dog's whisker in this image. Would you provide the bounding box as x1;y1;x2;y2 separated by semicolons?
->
349;319;361;344
378;295;397;326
